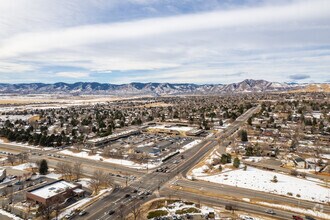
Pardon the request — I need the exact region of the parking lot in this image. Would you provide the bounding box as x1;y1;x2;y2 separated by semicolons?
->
105;133;196;161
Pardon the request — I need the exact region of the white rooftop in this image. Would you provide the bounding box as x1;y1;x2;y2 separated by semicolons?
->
87;129;138;143
149;124;194;132
29;180;77;199
73;188;84;194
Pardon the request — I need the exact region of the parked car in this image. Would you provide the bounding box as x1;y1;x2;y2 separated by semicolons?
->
108;210;115;215
292;215;303;220
305;216;316;220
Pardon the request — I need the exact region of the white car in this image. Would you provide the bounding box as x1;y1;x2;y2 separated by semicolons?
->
265;209;275;215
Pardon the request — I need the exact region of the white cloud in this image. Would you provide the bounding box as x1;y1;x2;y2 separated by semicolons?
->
0;61;35;73
55;72;90;78
0;0;329;83
0;0;329;59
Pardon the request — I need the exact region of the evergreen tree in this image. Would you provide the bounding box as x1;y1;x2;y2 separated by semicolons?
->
39;159;48;175
247;117;252;126
240;130;248;142
233;157;240;168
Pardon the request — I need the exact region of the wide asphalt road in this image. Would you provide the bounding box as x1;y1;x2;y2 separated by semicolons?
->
83;106;261;220
173;178;330;214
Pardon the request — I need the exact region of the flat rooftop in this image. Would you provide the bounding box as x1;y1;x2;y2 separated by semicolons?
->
87;129;139;143
148;124;194;132
28;180;77;199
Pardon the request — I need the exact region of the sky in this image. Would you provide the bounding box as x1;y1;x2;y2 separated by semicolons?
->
0;0;329;84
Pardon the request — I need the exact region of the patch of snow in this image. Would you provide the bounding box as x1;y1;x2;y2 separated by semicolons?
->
179;139;202;153
0;177;15;185
45;173;62;180
239;214;261;220
55;197;93;219
243;157;269;163
0;209;23;220
149;200;218;218
0;115;35;121
77;178;91;188
55;187;111;220
11;162;37;171
320;154;330;160
60;149;161;169
242;198;250;202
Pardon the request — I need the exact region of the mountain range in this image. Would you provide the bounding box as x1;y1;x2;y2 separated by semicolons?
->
0;79;326;96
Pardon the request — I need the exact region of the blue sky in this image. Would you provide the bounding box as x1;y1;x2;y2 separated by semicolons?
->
0;0;329;84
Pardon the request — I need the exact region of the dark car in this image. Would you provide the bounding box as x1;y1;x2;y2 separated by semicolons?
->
305;216;316;220
292;215;303;220
125;194;130;198
108;210;115;215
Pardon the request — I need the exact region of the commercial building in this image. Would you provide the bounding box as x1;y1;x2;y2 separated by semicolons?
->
146;124;202;136
86;129;140;147
26;180;82;205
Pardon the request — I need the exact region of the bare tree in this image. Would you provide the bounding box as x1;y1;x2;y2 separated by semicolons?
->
102;147;112;157
38;203;52;220
56;162;66;178
89;148;97;155
74;144;84;152
6;187;13;205
88;170;110;195
72;162;83;181
7;155;16;166
130;203;142;220
56;162;73;180
18;152;29;163
118;203;126;220
64;163;73;180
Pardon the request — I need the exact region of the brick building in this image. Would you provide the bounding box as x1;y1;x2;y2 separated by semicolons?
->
26;180;82;206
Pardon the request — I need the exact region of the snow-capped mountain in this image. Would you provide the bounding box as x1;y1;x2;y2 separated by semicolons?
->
0;79;315;96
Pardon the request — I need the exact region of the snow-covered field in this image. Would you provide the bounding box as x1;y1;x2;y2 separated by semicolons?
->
148;200;219;219
60;149;161;169
194;166;330;203
320;154;330;160
0;114;35;121
243;157;270;163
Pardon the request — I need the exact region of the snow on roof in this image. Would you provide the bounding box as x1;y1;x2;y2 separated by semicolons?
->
87;129;139;143
12;162;37;171
73;188;84;194
0;167;5;176
149;124;194;132
29;180;77;199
